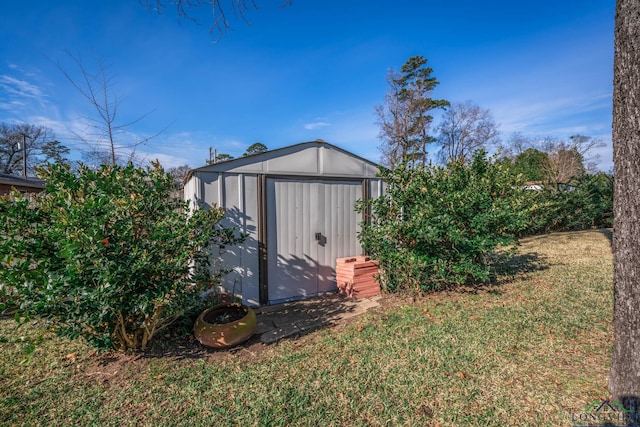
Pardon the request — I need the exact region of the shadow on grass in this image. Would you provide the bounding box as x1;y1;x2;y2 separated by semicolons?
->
442;251;547;297
598;228;613;245
481;251;549;294
138;243;556;361
141;251;549;360
496;251;547;276
142;293;365;361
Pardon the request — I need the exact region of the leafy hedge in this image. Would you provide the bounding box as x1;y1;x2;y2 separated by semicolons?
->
357;151;528;293
0;162;243;350
520;172;613;235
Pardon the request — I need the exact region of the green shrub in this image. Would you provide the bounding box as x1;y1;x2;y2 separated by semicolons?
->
357;151;528;293
521;172;613;235
0;162;243;350
0;194;40;315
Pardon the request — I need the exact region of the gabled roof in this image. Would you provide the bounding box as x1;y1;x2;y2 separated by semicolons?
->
187;140;381;180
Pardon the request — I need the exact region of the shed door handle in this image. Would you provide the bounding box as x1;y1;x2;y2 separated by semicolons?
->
315;232;322;241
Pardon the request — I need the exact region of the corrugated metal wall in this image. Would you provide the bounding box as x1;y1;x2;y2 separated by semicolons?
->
265;179;363;304
184;172;261;305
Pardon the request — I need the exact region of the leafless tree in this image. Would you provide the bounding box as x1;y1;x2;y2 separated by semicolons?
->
498;132;535;158
540;135;603;187
0;123;69;176
436;101;500;164
500;132;603;186
167;164;191;184
57;53;167;166
376;70;410;168
375;56;448;169
610;0;640;411
540;145;584;187
140;0;291;40
568;134;603;173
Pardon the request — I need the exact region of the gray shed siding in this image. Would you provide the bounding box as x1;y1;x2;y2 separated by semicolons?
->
184;141;383;306
185;172;261;305
266;178;363;304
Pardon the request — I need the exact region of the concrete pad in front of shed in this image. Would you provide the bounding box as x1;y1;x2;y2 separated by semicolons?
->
259;324;305;344
253;293;381;344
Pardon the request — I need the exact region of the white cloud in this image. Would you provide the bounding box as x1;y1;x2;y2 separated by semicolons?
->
135;151;191;169
304;121;331;130
139;130;235;168
28;115;77;134
0;100;27;111
491;92;611;136
0;75;46;100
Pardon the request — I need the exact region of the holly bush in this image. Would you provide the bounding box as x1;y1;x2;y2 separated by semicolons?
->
357;151;529;293
0;162;243;350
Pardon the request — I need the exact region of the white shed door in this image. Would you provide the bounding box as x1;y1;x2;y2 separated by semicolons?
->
266;178;363;304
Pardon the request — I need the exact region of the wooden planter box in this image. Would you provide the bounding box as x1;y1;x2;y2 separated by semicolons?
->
336;256;380;299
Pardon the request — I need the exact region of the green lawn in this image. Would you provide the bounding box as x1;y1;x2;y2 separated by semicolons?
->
0;230;613;426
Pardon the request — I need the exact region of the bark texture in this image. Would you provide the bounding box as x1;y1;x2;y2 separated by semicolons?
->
610;0;640;411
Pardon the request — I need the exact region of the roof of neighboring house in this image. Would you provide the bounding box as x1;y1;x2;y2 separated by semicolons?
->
0;173;46;194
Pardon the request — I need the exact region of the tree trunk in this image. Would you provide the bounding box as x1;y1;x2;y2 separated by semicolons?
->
609;0;640;411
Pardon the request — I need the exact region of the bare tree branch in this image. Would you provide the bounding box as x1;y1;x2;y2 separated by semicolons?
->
436;101;500;164
539;135;604;187
57;52;167;166
0;123;69;175
139;0;291;41
501;133;604;187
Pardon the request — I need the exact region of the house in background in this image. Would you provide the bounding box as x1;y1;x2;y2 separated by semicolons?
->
0;173;45;196
523;180;576;191
184;140;384;306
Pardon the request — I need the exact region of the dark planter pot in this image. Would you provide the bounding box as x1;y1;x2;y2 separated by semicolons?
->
193;303;256;349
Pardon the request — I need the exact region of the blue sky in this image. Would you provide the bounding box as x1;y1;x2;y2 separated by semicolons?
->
0;0;615;170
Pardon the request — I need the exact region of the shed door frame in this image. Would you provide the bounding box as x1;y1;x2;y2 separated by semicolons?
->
257;175;370;305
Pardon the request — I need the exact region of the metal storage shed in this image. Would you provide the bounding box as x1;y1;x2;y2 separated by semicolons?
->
184;140;384;306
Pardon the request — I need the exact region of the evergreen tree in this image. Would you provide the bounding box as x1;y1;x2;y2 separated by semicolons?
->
375;56;449;168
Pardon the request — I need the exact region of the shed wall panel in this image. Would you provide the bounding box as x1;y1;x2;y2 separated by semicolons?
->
266;148;320;174
266;178;363;304
321;146;367;176
215;174;260;305
183;175;200;206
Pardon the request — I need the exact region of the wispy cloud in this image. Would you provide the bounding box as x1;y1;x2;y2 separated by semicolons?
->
140;131;241;168
0;67;51;118
0;100;27;110
304;121;331;130
0;75;46;100
492;92;611;136
285;109;379;162
135;150;191;169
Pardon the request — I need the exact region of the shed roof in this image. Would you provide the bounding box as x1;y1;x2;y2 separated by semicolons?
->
189;140;381;179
